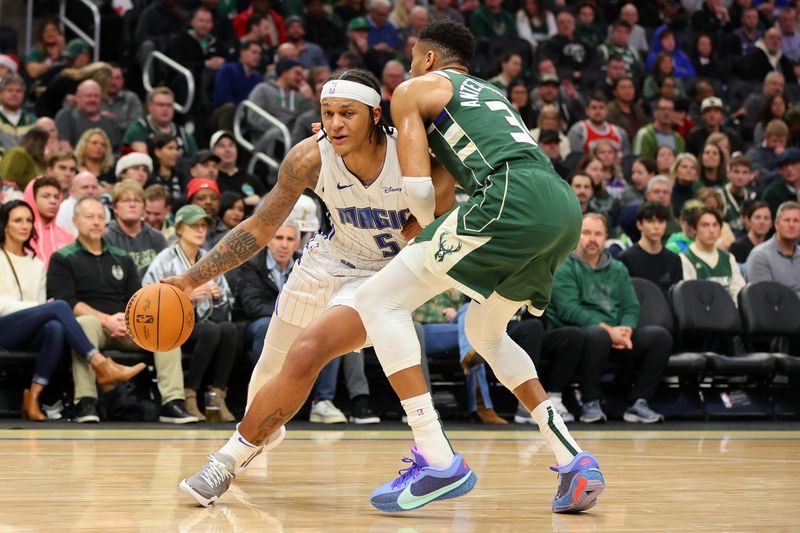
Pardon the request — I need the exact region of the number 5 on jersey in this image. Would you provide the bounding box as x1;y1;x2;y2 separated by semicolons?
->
374;233;400;257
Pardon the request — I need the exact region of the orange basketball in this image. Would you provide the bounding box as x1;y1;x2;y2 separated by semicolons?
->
125;284;194;352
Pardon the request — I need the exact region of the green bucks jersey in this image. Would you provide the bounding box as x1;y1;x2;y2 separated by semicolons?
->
426;70;549;195
682;248;734;289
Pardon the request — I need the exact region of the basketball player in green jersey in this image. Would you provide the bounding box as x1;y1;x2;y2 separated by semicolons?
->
355;21;606;514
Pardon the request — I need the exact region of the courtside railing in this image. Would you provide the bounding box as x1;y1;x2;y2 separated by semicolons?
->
59;0;101;62
143;51;195;114
234;100;292;174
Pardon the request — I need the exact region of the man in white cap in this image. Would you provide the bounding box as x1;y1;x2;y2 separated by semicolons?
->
115;152;153;187
685;96;745;156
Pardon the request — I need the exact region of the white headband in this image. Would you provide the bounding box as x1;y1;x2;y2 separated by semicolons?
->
321;79;381;108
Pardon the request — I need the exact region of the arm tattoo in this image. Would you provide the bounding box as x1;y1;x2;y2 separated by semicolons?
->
187;227;260;284
257;140;321;227
186;138;320;287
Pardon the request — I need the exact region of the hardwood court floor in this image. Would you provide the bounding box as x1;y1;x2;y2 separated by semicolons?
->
0;427;796;532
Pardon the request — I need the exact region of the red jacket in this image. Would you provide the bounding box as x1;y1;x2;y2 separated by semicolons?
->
232;7;287;46
23;179;75;270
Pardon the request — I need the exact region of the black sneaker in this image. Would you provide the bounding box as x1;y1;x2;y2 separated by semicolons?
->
349;395;380;424
75;398;100;423
160;400;199;424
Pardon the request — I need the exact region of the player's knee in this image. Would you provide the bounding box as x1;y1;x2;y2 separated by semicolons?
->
353;284;376;317
284;337;328;384
464;320;498;357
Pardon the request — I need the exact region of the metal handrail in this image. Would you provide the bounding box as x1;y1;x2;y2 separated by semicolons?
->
142;51;195;114
233;100;293;173
59;0;101;62
247;151;279;175
25;0;34;57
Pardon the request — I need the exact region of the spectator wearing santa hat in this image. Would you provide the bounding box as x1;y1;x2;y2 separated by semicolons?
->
0;54;19;80
115;152;153;187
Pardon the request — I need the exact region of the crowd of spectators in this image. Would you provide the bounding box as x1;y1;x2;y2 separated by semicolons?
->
1;0;800;424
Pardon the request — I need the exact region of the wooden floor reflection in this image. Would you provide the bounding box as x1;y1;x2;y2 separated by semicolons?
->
0;428;796;532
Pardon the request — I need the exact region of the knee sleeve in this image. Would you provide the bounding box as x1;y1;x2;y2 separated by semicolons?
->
246;317;302;409
354;244;451;377
463;293;538;391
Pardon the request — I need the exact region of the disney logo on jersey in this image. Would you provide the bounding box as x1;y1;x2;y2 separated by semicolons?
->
434;232;462;262
382;186;401;194
336;206;410;230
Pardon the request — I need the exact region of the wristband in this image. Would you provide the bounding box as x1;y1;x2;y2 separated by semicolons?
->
402;176;435;227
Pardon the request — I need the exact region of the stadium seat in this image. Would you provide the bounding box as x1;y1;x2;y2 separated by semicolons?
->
632;277;707;376
670;280;775;378
739;282;800;380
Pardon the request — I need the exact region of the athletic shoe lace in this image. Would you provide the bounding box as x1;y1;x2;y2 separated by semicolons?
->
199;456;234;488
391;456;422;489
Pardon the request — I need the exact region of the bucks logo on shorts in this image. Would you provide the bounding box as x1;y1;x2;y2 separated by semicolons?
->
434;232;462;262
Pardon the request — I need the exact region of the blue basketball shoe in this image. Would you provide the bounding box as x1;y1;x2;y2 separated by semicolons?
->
550;452;605;513
370;447;477;512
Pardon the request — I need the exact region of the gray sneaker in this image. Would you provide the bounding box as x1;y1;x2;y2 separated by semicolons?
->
550;396;575;424
179;452;237;507
623;398;664;423
514;402;534;424
580;400;607;423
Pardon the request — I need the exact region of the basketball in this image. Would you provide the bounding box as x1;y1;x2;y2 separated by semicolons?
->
124;284;194;352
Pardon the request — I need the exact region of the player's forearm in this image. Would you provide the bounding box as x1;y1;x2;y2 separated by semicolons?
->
185;217;268;287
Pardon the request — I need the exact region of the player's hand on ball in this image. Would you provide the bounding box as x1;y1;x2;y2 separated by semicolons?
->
401;215;423;241
161;275;194;296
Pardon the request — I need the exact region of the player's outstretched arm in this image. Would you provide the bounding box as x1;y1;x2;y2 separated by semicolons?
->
164;137;321;293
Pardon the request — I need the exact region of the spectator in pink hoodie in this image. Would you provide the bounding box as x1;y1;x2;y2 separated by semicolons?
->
23;176;75;269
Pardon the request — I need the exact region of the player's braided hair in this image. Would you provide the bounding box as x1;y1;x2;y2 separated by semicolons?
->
325;68;393;145
418;21;475;68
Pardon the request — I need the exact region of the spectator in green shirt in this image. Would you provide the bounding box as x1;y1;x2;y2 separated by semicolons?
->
24;19;65;81
549;212;671;424
0;128;48;191
469;0;517;40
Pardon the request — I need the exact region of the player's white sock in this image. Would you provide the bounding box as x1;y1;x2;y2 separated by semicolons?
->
402;392;454;469
219;427;264;472
532;400;583;466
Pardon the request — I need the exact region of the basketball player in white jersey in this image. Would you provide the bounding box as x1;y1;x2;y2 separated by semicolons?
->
169;69;461;507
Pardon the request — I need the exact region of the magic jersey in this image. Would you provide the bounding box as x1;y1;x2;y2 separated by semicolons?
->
312;130;410;272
